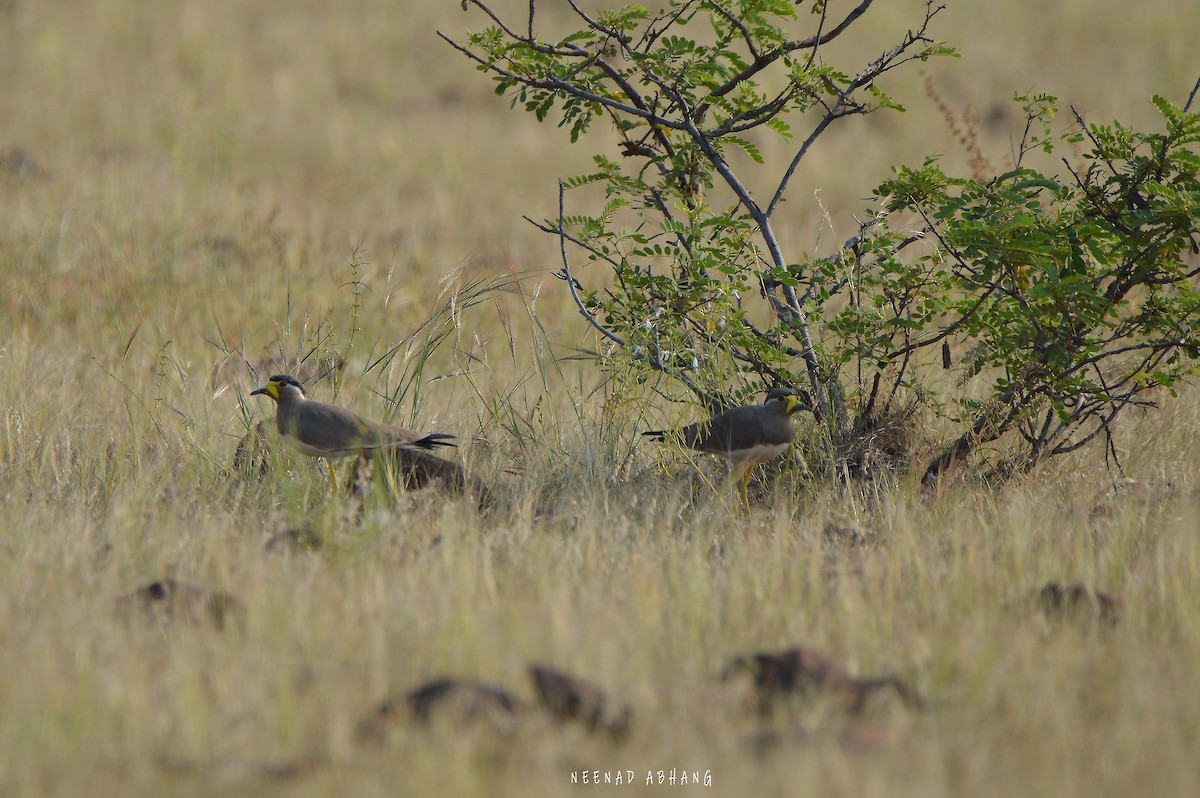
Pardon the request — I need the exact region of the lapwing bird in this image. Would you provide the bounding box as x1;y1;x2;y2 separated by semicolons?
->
250;375;456;490
528;664;632;742
721;646;915;715
643;387;810;506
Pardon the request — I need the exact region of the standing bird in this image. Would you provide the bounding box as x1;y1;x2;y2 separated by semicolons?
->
250;375;456;490
643;387;810;506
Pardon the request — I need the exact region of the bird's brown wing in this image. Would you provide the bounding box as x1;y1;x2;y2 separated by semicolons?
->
279;401;374;456
680;405;757;454
361;416;457;450
647;398;795;458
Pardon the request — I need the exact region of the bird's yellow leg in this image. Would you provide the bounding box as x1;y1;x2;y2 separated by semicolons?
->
737;464;752;510
324;459;340;491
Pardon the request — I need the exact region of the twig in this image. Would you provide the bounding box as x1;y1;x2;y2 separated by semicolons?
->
705;0;760;60
554;182;625;348
708;0;877;99
1183;74;1200;113
437;33;685;130
550;184;729;411
461;0;580;57
767;5;944;217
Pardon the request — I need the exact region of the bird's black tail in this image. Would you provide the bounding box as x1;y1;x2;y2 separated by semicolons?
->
410;432;457;450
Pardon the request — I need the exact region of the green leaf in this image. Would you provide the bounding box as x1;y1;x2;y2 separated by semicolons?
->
724;135;764;164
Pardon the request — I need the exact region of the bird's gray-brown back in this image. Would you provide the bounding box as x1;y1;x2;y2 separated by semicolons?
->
276;400;371;454
682;402;794;454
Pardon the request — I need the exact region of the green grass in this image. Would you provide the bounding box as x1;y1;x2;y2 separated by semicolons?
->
1;0;1199;795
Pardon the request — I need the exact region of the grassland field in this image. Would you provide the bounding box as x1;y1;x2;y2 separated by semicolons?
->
1;0;1199;796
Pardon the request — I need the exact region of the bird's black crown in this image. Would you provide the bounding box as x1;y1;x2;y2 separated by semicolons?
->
269;374;305;391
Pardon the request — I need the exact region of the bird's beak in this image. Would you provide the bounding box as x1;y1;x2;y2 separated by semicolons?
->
250;387;268;397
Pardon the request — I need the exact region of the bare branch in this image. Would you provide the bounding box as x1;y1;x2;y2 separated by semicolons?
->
708;0;877;99
768;5;945;216
1049;397;1143;455
462;0;582;57
438;32;686;130
803;0;831;70
885;284;999;361
921;389;1023;486
707;87;794;137
1183;74;1200;113
705;0;760;61
684;119;828;412
639;1;703;51
552;182;625;348
767;105;847;218
546;183;724;410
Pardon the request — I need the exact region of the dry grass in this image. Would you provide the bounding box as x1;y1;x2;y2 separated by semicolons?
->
1;0;1198;795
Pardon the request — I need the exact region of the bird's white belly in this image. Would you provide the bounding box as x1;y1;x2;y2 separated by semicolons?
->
729;443;789;466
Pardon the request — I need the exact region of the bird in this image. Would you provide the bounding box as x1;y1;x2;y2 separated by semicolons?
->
250;374;456;490
720;646;916;715
643;387;810;506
